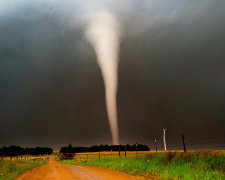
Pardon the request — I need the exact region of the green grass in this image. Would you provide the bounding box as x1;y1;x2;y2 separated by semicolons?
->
0;159;46;180
60;151;225;180
58;159;76;165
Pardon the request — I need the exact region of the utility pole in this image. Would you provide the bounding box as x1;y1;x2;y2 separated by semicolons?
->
136;143;138;158
154;139;158;153
118;146;120;157
182;134;186;152
163;129;167;151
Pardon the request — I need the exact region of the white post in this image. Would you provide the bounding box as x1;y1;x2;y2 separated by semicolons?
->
163;129;167;151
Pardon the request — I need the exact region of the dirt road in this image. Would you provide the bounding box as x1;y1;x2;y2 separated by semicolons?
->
16;157;144;180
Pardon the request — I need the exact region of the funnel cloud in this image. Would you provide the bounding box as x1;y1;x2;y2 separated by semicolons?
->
0;0;225;148
85;11;120;145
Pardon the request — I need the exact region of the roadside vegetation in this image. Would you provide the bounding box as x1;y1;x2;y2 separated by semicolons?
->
60;151;225;180
0;159;46;180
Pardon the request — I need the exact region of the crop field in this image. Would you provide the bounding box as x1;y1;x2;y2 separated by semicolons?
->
73;150;198;162
74;151;151;162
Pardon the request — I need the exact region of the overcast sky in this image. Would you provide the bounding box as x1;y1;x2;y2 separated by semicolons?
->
0;0;225;149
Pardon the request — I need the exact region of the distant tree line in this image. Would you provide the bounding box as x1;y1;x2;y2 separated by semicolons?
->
0;146;53;158
60;144;150;153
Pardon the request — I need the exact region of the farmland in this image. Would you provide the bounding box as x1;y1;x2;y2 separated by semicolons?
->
60;150;225;180
0;157;46;180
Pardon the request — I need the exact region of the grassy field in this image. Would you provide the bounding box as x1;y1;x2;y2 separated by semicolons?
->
0;158;46;180
60;151;225;180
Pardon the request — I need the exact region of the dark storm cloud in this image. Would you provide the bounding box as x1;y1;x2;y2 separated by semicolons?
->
0;0;225;149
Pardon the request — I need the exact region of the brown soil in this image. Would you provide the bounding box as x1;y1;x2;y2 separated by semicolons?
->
16;157;144;180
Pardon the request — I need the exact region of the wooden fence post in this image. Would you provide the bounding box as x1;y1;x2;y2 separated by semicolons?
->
182;134;186;152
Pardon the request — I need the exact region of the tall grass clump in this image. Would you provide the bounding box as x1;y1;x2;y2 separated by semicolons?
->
0;159;46;180
74;151;225;180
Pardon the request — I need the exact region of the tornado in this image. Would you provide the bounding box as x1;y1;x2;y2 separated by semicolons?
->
85;11;120;145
